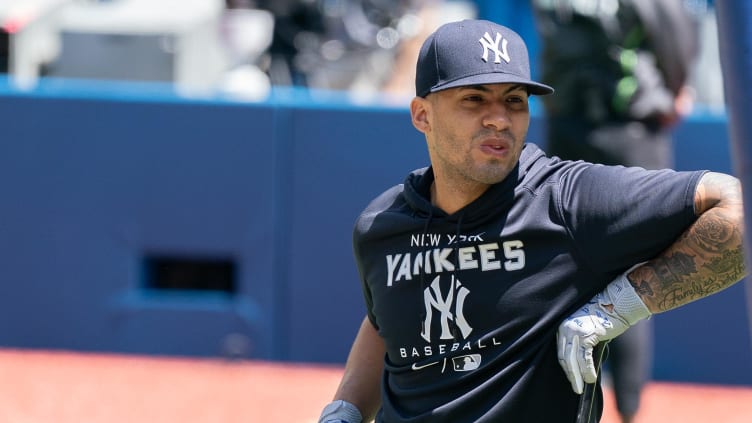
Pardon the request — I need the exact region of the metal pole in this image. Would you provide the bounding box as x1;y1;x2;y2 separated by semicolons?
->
715;0;752;348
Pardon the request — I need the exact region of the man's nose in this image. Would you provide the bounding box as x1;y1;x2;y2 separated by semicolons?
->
482;102;511;132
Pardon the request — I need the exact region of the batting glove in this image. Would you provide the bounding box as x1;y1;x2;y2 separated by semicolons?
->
318;400;362;423
557;271;652;394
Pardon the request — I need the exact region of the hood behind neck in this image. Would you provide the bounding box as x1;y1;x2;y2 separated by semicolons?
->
403;144;545;224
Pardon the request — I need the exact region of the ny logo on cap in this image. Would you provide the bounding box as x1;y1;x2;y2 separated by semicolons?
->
479;32;510;64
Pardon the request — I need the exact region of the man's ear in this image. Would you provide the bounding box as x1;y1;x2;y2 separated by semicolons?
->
410;97;430;134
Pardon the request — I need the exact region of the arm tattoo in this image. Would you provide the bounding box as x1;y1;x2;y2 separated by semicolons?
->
629;172;746;313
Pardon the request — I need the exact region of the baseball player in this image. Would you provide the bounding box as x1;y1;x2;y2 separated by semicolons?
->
318;19;745;423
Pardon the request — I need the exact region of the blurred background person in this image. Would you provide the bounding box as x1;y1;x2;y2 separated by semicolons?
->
225;0;482;100
228;0;434;94
531;1;702;422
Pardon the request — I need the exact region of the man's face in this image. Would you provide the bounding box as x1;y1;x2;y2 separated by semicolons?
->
411;83;531;190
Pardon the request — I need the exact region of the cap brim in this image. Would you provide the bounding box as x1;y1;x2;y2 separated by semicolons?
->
429;73;554;96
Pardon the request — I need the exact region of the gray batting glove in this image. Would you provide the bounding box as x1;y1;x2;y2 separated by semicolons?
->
319;400;362;423
557;272;652;394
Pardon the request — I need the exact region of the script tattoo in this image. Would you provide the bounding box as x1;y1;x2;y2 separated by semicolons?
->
631;173;746;313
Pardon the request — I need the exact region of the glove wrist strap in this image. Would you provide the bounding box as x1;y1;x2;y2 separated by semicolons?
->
608;272;652;325
319;400;363;423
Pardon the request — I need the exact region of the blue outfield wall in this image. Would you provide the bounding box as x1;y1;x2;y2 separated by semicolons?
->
0;78;749;385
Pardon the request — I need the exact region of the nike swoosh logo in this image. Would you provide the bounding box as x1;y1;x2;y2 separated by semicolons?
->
411;361;439;371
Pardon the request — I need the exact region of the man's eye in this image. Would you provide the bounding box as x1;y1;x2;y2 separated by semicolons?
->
464;95;484;102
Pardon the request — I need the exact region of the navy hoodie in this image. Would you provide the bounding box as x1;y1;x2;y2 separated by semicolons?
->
353;143;704;422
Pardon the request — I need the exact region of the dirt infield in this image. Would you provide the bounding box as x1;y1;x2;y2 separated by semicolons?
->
1;348;750;422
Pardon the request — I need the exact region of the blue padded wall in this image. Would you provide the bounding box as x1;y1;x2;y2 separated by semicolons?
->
0;78;748;385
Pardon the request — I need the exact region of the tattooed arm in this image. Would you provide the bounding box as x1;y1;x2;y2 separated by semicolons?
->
557;171;746;394
629;171;746;312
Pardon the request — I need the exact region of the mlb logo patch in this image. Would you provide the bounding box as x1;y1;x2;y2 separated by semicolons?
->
453;354;481;371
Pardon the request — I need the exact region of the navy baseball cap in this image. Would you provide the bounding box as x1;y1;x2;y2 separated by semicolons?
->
415;19;554;97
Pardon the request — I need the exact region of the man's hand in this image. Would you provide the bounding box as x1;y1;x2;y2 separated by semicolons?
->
557;272;652;394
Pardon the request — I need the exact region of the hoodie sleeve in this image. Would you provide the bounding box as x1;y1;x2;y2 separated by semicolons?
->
557;162;705;274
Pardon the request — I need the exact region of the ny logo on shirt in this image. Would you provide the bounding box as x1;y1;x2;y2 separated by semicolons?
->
479;32;510;64
420;275;473;342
